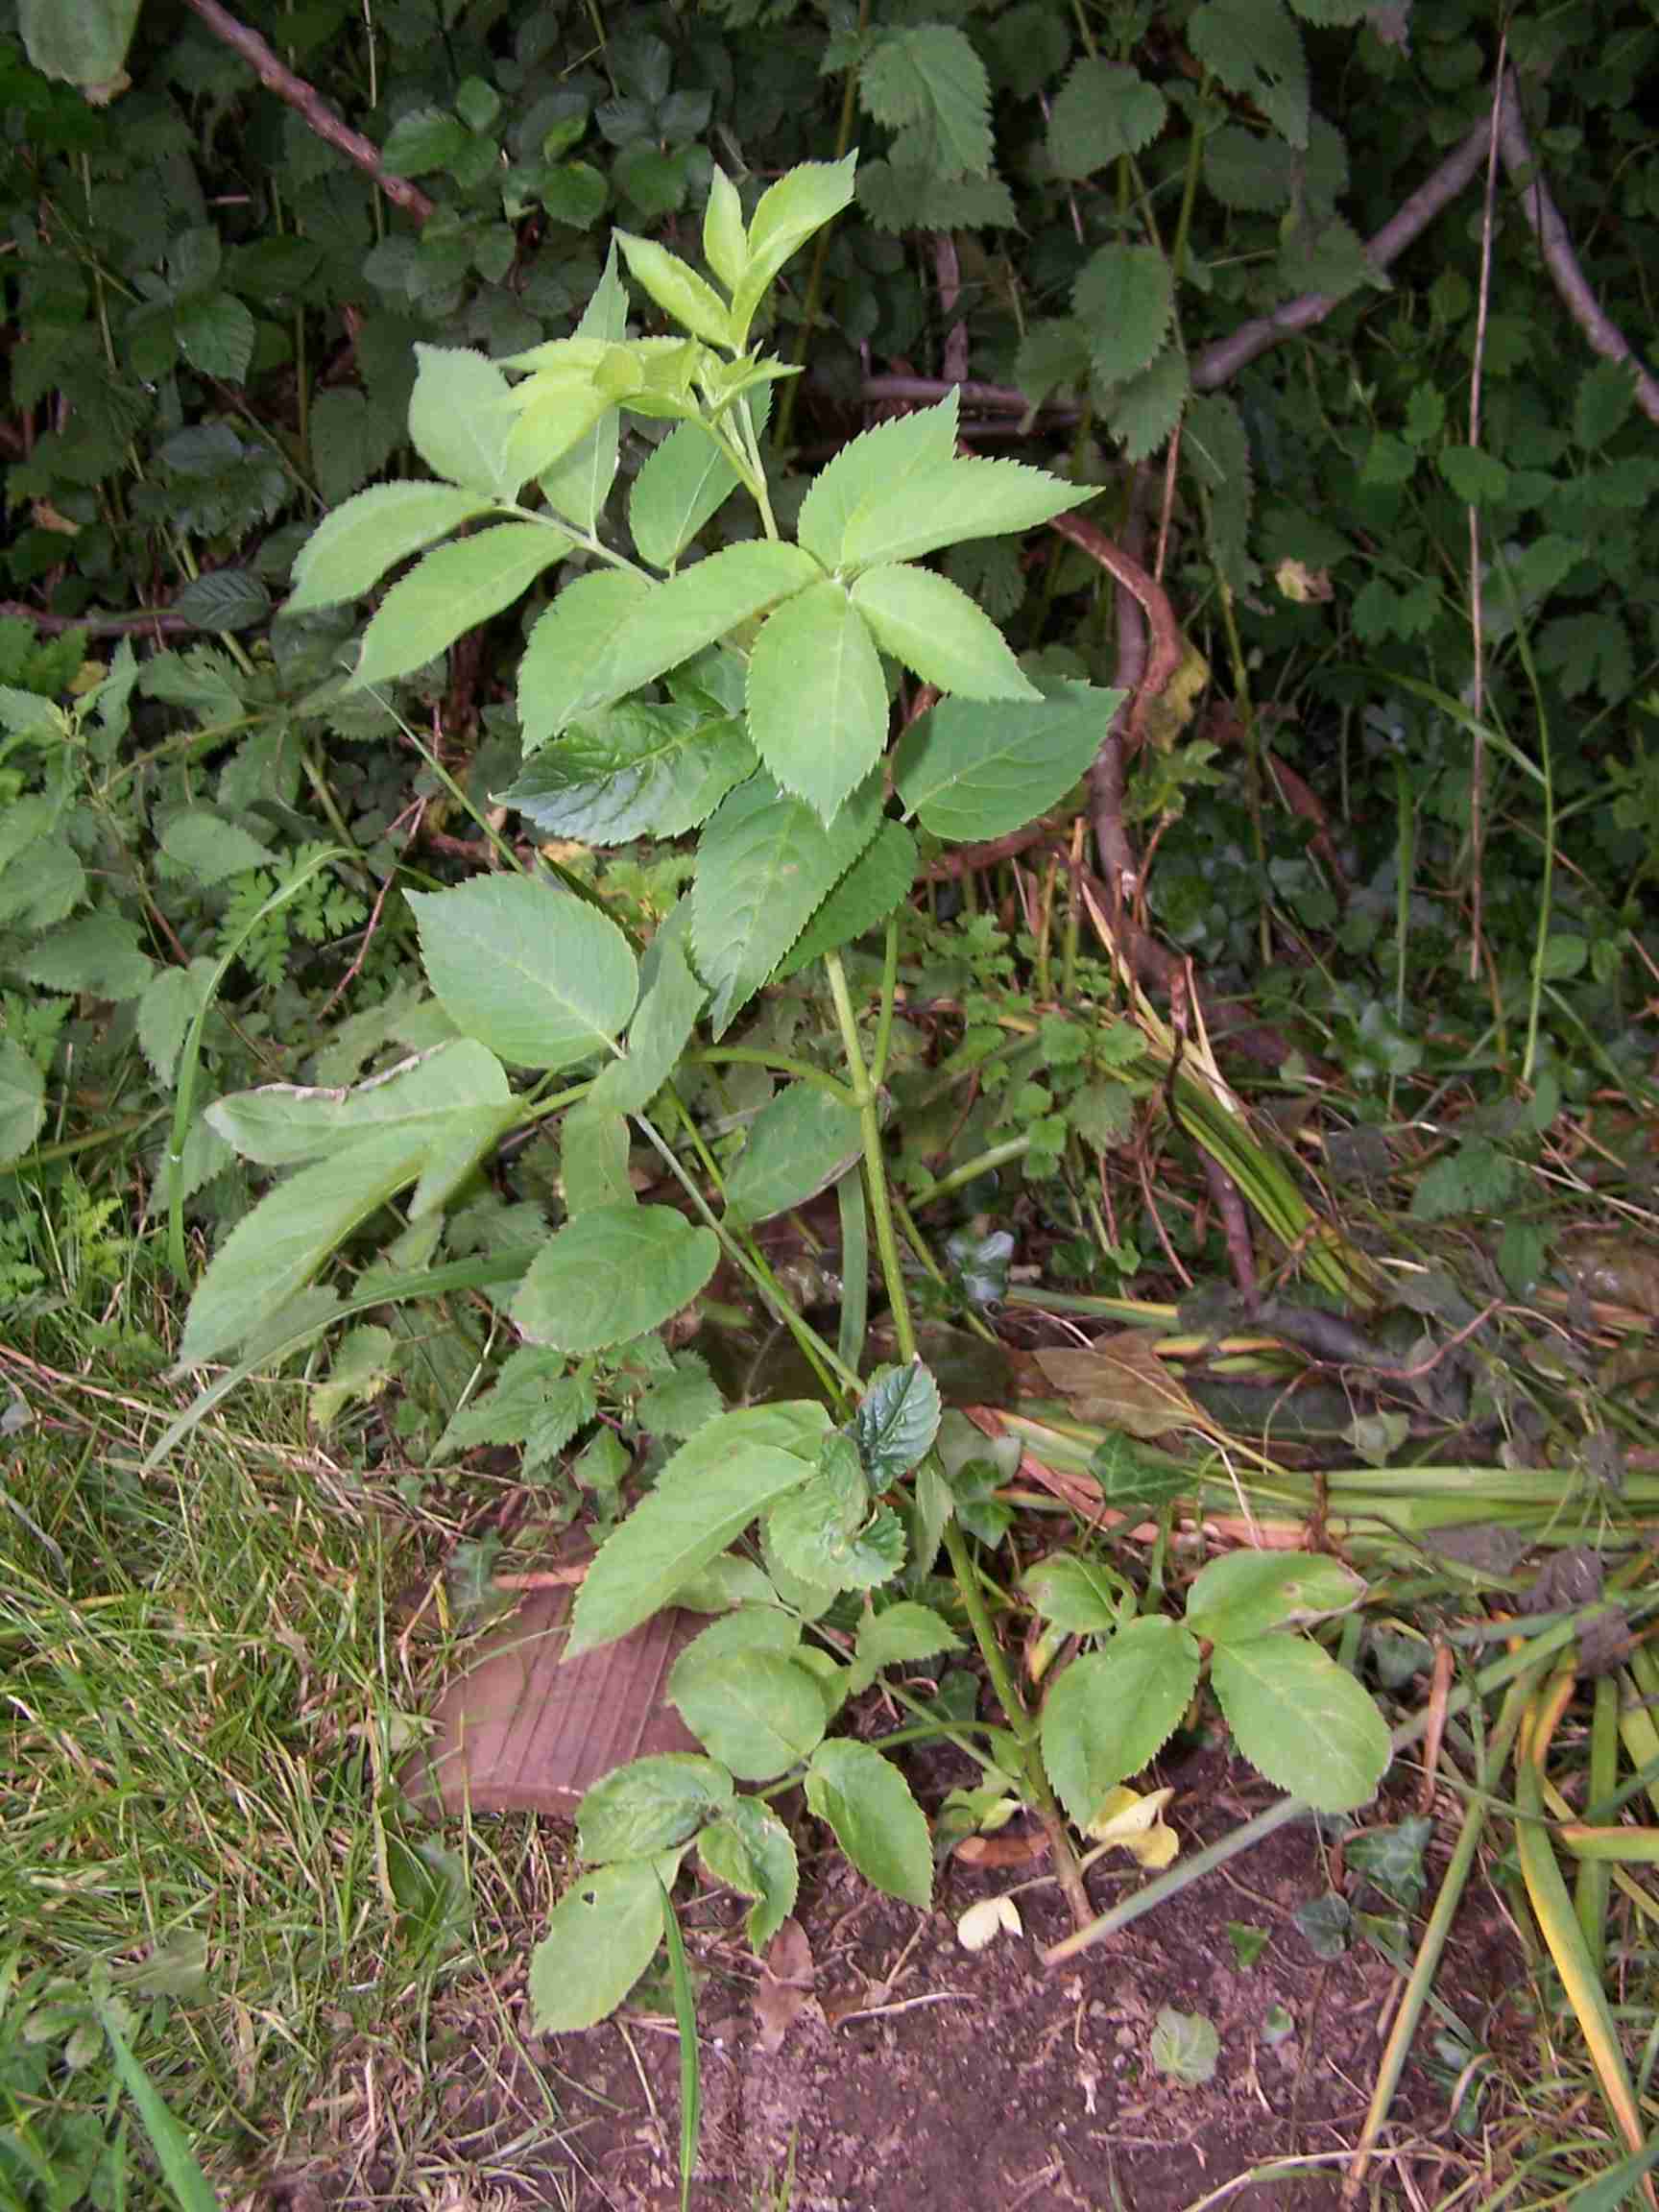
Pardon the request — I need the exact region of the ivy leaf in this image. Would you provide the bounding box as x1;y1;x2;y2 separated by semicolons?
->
850;565;1037;703
577;1756;733;1863
805;1740;931;1910
1189;0;1309;148
0;1040;45;1165
691;771;883;1034
591;941;706;1116
747;583;889;824
527;1854;683;2032
408;877;637;1071
349;525;570;691
1048;60;1166;178
631;422;744;570
1074;245;1173;391
1150;2008;1219;2087
669;1649;828;1781
698;1800;798;1950
1039;1619;1202;1827
566;1403;829;1654
504;702;755;845
1186;1552;1366;1644
724;1082;864;1228
408;345;519;498
287;483;490;614
1211;1637;1389;1812
895;684;1118;842
797;395;959;571
512;1203;718;1354
854;1362;942;1484
840;457;1091;572
775;822;918;981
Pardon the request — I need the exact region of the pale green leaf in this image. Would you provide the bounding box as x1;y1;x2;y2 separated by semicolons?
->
615;231;733;350
560;1101;634;1213
567;1403;830;1653
1020;1553;1127;1636
408;345;518;497
0;835;84;930
797;395;959;571
731;154;857;346
850;564;1037;701
311;1325;396;1429
895;683;1119;841
1210;1638;1389;1812
577;1756;733;1863
0;1039;45;1165
527;1854;682;2032
512;1203;717;1355
1074;245;1174;391
847;1600;961;1695
503;375;614;488
18;0;141;84
286;483;489;614
805;1740;931;1909
630;424;744;571
517;572;656;754
1048;60;1166;179
703;167;748;295
20;913;154;1001
670;1650;827;1781
591;940;706;1114
178;1129;427;1366
1039;1619;1202;1827
540;245;627;535
137;963;210;1087
691;771;883;1033
159;810;278;882
407;877;637;1071
505;702;755;841
724;1081;863;1227
775;821;918;980
1186;1552;1366;1645
840;457;1091;573
1150;2008;1219;2086
206;1038;511;1166
349;525;569;691
698;1801;798;1949
747;582;888;824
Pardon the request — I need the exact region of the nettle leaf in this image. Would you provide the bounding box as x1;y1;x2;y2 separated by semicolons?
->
1048;60;1166;179
805;1740;931;1910
767;1475;904;1595
747;582;889;823
895;683;1118;842
138;964;210;1087
158;810;277;883
577;1755;733;1863
541;244;628;536
567;1403;830;1653
698;1800;798;1950
1204;125;1297;212
691;771;883;1034
507;701;754;843
1438;446;1508;507
1039;1619;1202;1828
854;1362;942;1485
1186;1551;1366;1644
670;1648;828;1781
637;1351;723;1443
850;565;1036;703
1074;245;1174;392
860;25;993;179
776;822;917;980
408;877;637;1071
1185;393;1254;590
1210;1638;1389;1813
1189;0;1310;149
20;913;154;1001
591;940;705;1115
0;1040;45;1165
437;1352;595;1467
349;525;569;691
1537;611;1634;705
408;345;519;499
512;1203;718;1354
631;423;744;570
286;485;490;613
1106;345;1190;463
1574;359;1639;451
724;1082;863;1228
527;1853;683;2032
517;571;654;753
178;1129;427;1366
1016;319;1093;412
798;397;959;573
847;1601;961;1695
731;155;857;346
841;458;1091;573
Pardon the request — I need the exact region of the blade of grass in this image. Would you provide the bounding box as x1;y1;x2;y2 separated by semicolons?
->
96;2005;221;2212
1579;1673;1621;1970
660;1882;700;2212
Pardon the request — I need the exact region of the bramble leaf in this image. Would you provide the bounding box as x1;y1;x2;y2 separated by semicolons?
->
408;878;637;1071
805;1740;931;1909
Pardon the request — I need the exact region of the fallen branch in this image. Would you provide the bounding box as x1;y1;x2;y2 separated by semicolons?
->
180;0;435;225
1047;511;1182;749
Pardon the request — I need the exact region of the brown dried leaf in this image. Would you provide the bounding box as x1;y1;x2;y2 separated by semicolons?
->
755;1916;816;2055
1034;1336;1204;1438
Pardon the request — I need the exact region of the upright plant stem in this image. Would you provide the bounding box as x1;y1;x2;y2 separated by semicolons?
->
823;950;913;1359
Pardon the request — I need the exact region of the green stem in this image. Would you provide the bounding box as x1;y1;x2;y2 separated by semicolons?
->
824;950;914;1361
907;1136;1032;1208
688;1048;855;1104
12;1108;168;1169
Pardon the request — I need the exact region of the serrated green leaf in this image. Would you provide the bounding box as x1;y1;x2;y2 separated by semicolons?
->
527;1854;682;2032
724;1082;863;1228
0;1039;45;1164
691;771;883;1034
591;940;705;1114
506;701;754;842
541;245;627;534
1574;359;1638;450
1190;0;1309;148
18;0;141;84
847;1600;961;1696
775;821;918;980
1020;1553;1127;1636
20;913;154;1001
767;1472;903;1595
159;810;278;882
1438;445;1508;506
631;424;744;570
841;458;1092;573
517;570;654;754
850;565;1036;703
349;525;569;691
176;291;255;381
747;582;888;823
560;1101;633;1213
637;1351;724;1443
894;683;1118;842
1186;1552;1366;1643
1185;393;1254;590
1104;344;1190;463
854;1361;942;1484
178;1129;428;1366
1408;1138;1515;1223
797;397;960;572
206;1038;511;1166
137;964;208;1087
512;1203;717;1354
437;1353;595;1466
698;1800;798;1949
1048;60;1166;179
615;231;733;349
805;1740;931;1909
860;26;992;179
1015;319;1092;412
703;167;748;294
1039;1619;1201;1827
732;155;857;346
287;483;490;614
407;877;637;1071
1203;125;1297;210
1074;245;1174;391
0;833;83;931
567;1404;830;1653
577;1756;733;1863
408;345;518;497
669;1649;827;1781
1211;1637;1389;1812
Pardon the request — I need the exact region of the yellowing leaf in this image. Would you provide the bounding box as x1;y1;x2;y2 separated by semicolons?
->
956;1895;1022;1951
1085;1784;1179;1869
